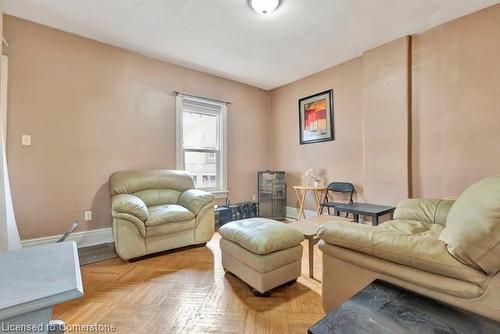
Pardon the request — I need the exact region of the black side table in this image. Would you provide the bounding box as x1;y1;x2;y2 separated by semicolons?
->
332;203;396;226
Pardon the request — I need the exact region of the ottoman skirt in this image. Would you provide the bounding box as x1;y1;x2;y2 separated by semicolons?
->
220;239;303;293
218;217;305;295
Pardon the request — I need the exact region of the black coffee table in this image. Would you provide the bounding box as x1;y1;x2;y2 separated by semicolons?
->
309;280;500;334
332;203;396;226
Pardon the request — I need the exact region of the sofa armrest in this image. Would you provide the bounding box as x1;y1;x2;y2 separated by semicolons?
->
111;194;148;222
318;220;374;247
178;189;214;215
394;198;451;224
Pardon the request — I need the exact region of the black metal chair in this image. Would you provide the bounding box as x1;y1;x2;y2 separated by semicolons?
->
319;182;355;216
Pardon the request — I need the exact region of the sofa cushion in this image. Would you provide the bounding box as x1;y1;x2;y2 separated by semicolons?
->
145;204;195;226
318;220;486;286
394;199;442;224
218;218;305;255
394;199;455;226
439;176;500;275
146;219;195;237
320;242;485;298
133;189;181;207
435;199;456;226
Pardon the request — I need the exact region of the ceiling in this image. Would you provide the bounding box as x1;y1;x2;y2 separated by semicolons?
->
3;0;500;90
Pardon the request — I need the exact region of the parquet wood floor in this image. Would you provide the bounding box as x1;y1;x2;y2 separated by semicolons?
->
53;233;325;334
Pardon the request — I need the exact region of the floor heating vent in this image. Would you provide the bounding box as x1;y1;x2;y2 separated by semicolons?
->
78;242;117;265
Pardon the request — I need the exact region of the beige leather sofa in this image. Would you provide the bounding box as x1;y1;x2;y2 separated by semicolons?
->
109;170;215;260
318;176;500;321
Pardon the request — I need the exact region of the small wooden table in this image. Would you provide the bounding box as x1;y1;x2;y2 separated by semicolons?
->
293;186;327;220
287;215;353;279
332;202;396;226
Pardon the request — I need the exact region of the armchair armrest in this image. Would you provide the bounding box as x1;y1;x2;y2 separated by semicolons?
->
111;194;148;222
178;189;214;215
394;199;455;224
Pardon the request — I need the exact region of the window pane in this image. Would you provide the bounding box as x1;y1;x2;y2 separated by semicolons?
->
184;151;218;188
183;111;218;149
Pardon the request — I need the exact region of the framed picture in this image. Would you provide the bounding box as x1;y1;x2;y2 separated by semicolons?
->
298;89;334;144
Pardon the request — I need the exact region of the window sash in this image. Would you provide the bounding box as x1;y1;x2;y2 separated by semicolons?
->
176;94;227;193
182;110;220;151
183;148;220;191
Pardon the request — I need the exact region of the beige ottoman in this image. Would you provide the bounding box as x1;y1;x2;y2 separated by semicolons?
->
219;218;305;296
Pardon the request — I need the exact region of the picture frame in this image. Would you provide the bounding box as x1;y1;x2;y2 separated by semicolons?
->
298;89;334;145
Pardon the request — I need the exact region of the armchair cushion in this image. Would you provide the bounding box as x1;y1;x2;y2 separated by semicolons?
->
112;194;148;222
439;176;500;275
146;204;195;226
178;189;214;214
109;170;195;196
318;220;486;286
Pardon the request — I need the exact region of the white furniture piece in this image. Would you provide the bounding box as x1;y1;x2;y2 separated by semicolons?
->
219;218;305;296
109;170;215;260
0;242;83;334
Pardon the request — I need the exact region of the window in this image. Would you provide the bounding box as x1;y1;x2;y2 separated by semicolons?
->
176;94;227;193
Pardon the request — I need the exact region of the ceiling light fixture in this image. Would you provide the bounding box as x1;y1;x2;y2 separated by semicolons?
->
248;0;281;15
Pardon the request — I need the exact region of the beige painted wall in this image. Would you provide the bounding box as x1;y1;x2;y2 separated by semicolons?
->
412;4;500;198
269;38;411;211
4;16;270;239
362;37;410;205
269;58;365;209
0;2;2;56
270;4;500;210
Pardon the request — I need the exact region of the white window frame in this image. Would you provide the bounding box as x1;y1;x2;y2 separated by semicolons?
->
176;94;228;197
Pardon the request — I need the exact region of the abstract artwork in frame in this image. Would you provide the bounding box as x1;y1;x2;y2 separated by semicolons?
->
298;89;334;145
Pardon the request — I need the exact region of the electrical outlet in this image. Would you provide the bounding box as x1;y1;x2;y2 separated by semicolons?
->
22;135;31;146
84;210;92;221
252;194;257;201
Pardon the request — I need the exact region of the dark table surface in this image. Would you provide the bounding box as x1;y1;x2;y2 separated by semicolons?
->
332;203;396;215
309;280;500;334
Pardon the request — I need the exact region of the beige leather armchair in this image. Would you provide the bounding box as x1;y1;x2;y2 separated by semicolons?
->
109;170;215;260
319;176;500;321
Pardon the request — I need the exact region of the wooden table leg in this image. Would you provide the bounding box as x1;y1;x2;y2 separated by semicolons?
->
301;190;307;219
308;237;314;278
294;187;300;220
308;237;321;279
314;189;324;215
295;188;307;220
295;188;300;212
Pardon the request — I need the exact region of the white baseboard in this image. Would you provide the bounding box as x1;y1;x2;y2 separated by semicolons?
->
286;206;318;220
22;227;113;248
286;206;365;223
